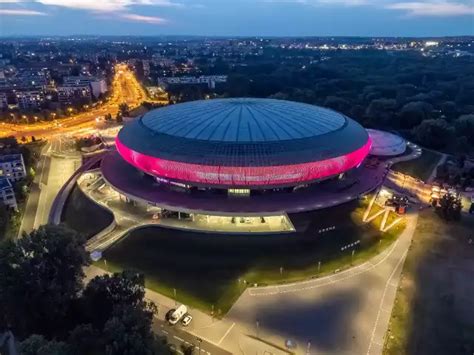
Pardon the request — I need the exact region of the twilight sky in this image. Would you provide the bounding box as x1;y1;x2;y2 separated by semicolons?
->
0;0;473;37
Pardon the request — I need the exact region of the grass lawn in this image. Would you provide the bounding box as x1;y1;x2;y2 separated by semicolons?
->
61;184;113;240
384;211;474;355
100;197;406;315
391;149;442;182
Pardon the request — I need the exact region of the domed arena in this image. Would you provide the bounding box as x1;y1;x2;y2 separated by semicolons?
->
115;98;371;188
100;98;385;233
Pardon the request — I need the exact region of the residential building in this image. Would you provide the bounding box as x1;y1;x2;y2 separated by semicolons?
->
0;154;27;182
0;91;7;110
0;177;17;209
158;75;227;89
63;76;107;98
14;88;45;110
57;85;92;104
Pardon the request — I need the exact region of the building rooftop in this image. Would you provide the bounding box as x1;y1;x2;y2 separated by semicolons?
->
141;98;347;143
367;129;407;156
0;154;23;164
0;176;12;190
118;98;370;167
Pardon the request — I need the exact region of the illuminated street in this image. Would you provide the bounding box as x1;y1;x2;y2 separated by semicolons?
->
0;64;167;141
16;64;166;235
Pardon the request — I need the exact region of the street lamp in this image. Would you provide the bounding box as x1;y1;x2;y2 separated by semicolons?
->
196;337;202;354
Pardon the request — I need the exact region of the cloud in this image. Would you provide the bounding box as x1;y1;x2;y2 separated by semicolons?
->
0;8;47;15
264;0;474;15
312;0;369;5
119;12;167;24
387;1;474;16
34;0;182;12
263;0;369;6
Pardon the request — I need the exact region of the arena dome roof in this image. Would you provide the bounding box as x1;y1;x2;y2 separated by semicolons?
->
141;98;346;142
116;98;371;188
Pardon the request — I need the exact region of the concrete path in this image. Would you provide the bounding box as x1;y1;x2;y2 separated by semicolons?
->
426;152;447;183
19;139;81;236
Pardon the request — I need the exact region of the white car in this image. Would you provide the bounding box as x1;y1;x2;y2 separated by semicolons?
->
181;314;193;326
168;304;187;325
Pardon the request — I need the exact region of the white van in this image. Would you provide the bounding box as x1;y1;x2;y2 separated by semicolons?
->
168;305;188;325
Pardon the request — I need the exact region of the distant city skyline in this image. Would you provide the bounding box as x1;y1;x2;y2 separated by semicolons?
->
0;0;473;37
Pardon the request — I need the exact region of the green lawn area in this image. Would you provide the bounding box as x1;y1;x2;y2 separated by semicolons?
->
384;211;474;355
99;198;406;315
61;184;113;240
391;149;442;182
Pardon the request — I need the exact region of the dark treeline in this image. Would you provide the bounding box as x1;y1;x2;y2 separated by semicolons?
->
172;50;474;154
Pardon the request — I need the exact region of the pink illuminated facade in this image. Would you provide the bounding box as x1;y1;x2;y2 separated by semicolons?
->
116;136;372;188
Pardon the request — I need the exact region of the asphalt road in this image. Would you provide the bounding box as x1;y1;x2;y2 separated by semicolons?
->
153;318;232;355
18;142;50;236
18;137;81;235
207;212;418;355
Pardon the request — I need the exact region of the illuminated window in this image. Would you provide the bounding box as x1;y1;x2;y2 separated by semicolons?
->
228;188;250;197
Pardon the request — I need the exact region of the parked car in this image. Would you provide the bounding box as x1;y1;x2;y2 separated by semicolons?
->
168;305;188;325
181;314;193;326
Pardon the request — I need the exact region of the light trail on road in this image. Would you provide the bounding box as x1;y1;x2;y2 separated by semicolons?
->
0;63;167;141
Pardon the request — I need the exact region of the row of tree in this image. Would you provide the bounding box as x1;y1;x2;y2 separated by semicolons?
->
165;50;474;154
0;225;174;355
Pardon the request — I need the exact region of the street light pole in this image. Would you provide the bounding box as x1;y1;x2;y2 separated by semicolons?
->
196;337;202;354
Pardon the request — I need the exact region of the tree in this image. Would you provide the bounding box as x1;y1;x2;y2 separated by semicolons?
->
0;225;89;337
436;194;462;221
0;203;8;238
455;114;474;141
412;119;453;149
365;98;397;126
226;74;250;97
79;271;157;354
103;305;155;355
399;101;433;129
81;271;154;328
324;96;350;113
19;334;71;355
67;323;100;355
118;103;130;117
